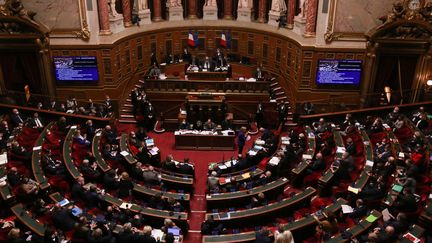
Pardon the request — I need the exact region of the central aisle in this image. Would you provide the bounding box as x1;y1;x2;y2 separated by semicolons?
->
148;131;257;242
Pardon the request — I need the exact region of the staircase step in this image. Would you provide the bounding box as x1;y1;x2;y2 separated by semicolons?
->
275;92;285;96
119;119;137;123
270;82;279;87
276;96;287;101
121;114;134;118
139;80;145;84
272;86;282;92
124;104;133;107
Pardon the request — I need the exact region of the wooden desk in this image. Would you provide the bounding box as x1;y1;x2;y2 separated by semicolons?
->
202;198;347;243
119;133;193;188
400;225;424;243
175;132;235;150
92;132;110;172
327;210;382;243
132;182;190;204
32;122;54;190
202;232;256;243
205;187;316;227
206;177;288;209
186;70;227;80
11;204;47;236
351;130;374;190
63;126;81;179
119;133;138;165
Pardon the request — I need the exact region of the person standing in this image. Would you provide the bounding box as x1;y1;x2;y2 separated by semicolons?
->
237;127;248;157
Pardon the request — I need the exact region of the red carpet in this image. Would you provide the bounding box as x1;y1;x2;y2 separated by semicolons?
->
117;124;257;242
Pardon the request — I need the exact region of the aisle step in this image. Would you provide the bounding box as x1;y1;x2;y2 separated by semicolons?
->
118;119;137;123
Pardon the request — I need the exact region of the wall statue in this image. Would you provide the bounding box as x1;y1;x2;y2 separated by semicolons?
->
271;0;287;12
205;0;217;7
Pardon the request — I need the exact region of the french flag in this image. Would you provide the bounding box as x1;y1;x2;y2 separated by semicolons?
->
188;31;198;47
220;32;227;47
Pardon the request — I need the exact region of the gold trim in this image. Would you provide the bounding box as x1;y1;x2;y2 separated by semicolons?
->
50;0;90;41
324;0;367;43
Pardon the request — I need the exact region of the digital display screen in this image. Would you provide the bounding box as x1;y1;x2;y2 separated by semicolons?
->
316;59;362;85
53;56;99;82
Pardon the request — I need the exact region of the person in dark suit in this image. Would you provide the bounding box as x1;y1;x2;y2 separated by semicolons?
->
306;152;326;174
182;48;192;63
117;172;134;199
416;113;429;131
255;103;264;128
103;125;117;145
253;67;263;80
201;56;213;71
104;95;113;114
7;167;23;187
84;119;96;141
57;103;67;113
10;109;25;127
52;205;76;232
103;170;118;191
10;141;31;161
117;223;138;243
84;185;103;209
150;52;158;67
178;158;194;176
349;199;368;219
28;112;44;129
71;176;86;201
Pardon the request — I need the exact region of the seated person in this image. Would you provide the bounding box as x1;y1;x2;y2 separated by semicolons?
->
10;108;25;127
201;56;213;71
203;118;216;130
178;158;194;176
250;192;267;207
73;130;91;146
148;64;161;78
142;166;161;186
306;152;326;174
28;112;44;129
10;141;31;161
43;150;66;176
80;159;101;181
207;171;219;193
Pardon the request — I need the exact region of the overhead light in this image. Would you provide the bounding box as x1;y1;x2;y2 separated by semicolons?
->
427;80;432;86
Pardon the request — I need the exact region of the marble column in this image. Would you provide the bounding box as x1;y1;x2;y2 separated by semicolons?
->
287;0;295;29
223;0;233;20
98;0;112;34
304;0;318;37
122;0;133;27
188;0;198;19
257;0;267;23
152;0;163;21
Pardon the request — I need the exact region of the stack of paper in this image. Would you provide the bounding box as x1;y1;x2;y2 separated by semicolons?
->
341;204;354;214
348;186;359;194
336;147;346;154
269;157;280;166
120;203;133;209
120;151;129;156
302;154;312;160
0;153;7;165
365;160;374;168
242;172;251;179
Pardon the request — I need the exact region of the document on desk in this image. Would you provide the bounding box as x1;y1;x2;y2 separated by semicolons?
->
120;151;129;156
0;153;7;165
341;204;354;214
242;172;251;179
151;229;164;240
269;157;280;166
